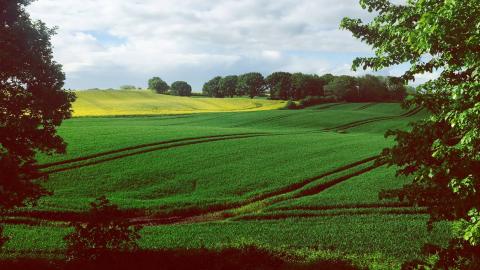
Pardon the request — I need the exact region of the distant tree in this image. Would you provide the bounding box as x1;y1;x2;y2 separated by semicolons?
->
355;75;388;102
320;74;335;85
170;81;192;96
343;0;480;268
0;0;75;212
405;85;416;95
64;196;142;262
324;75;357;100
291;73;325;100
238;72;265;99
202;76;223;97
119;85;136;90
219;75;238;98
266;72;292;100
283;100;300;110
385;76;407;101
148;77;169;94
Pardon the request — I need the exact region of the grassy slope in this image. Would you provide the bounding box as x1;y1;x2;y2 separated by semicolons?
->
72;90;286;116
4;102;443;269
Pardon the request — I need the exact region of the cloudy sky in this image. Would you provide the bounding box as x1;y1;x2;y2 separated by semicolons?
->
27;0;414;91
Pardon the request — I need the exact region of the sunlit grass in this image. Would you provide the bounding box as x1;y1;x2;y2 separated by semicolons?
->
72;89;286;116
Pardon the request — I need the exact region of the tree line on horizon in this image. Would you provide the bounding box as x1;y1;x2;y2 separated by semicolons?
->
148;72;410;102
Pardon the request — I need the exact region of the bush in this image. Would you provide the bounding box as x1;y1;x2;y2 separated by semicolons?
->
170;81;192;96
283;100;300;110
299;96;337;108
0;225;9;248
64;196;142;262
148;77;169;94
119;85;136;90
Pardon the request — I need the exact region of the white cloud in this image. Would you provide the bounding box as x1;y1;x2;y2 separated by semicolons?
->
27;0;379;90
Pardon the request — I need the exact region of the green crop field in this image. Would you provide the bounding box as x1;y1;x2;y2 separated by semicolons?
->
3;101;450;269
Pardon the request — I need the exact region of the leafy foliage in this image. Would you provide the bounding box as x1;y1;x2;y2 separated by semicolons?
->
291;73;325;100
342;0;480;268
64;196;142;261
170;81;192;96
148;77;169;94
0;225;9;248
202;76;223;97
219;75;238;98
238;72;265;98
324;75;358;101
0;0;75;210
266;72;293;100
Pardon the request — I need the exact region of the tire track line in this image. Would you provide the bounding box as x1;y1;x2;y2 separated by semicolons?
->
8;155;382;224
41;134;272;175
233;207;427;221
324;106;423;132
354;103;377;111
37;133;268;170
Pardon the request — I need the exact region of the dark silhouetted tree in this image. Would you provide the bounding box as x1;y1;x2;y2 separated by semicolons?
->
202;76;223;97
324;75;357;100
0;0;75;211
64;196;142;262
343;0;480;268
266;72;292;100
320;74;335;85
238;72;265;99
385;76;407;101
148;77;169;94
291;73;325;100
219;75;238;98
170;81;192;96
355;75;388;102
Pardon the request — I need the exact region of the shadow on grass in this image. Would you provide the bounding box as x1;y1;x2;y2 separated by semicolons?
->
0;247;363;270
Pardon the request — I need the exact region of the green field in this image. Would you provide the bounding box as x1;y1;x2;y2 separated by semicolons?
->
3;101;450;269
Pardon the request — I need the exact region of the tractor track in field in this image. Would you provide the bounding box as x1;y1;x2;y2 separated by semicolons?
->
39;133;273;175
230;113;295;128
311;103;345;110
241;156;380;203
324;106;423;132
269;202;412;212
126;156;387;225
37;133;268;170
153;114;229;127
6;155;383;225
232;207;427;221
354;103;377;111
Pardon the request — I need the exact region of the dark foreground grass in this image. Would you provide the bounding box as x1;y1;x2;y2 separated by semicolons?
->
0;248;362;270
2;214;451;269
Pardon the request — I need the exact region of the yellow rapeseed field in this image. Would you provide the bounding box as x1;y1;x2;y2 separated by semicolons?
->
71;89;286;116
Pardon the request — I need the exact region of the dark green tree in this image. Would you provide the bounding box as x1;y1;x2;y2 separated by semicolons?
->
238;72;265;99
324;75;357;100
64;196;142;262
291;73;325;100
342;0;480;268
385;76;407;101
0;0;75;211
170;81;192;96
319;74;335;85
219;75;238;98
266;72;292;100
355;74;388;102
148;77;169;94
202;76;223;97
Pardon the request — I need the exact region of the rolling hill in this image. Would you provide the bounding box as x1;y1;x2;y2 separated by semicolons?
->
71;89;286;116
